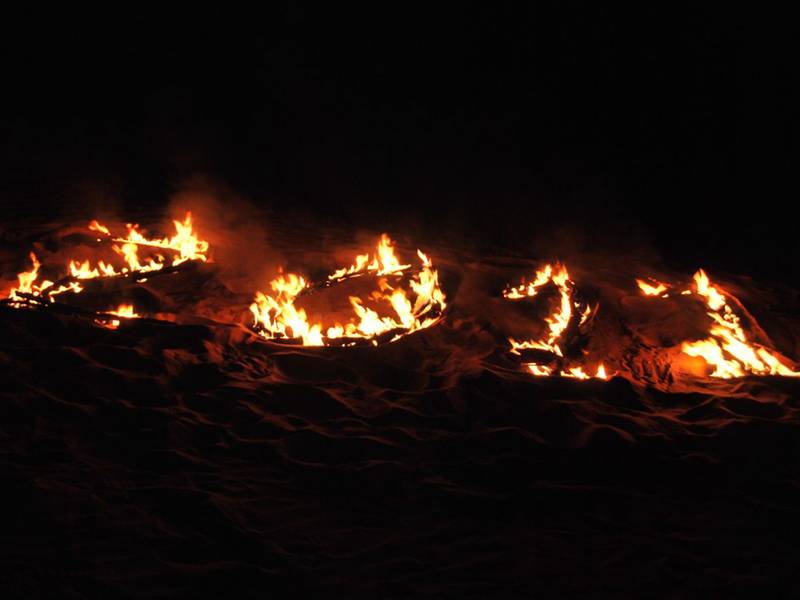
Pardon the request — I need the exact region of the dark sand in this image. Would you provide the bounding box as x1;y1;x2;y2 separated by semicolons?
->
2;221;800;598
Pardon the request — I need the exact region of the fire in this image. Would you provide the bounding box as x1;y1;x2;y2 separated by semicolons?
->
595;363;608;379
329;233;411;280
525;363;608;379
506;263;572;357
8;252;43;300
680;269;799;378
636;278;668;297
108;304;139;318
99;303;140;329
88;220;110;235
115;213;208;269
250;234;446;346
505;263;607;379
635;269;799;378
3;212;209;306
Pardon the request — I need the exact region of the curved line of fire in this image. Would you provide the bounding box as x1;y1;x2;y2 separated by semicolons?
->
249;234;447;347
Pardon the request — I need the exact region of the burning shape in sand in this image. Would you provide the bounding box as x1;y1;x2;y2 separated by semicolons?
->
504;263;608;380
636;269;799;379
250;234;446;346
3;212;209;322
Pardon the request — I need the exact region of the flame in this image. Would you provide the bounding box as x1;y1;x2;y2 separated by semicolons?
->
99;303;140;329
504;263;557;299
4;213;209;306
328;233;411;280
250;234;446;346
506;263;574;359
525;363;608;380
505;263;608;380
679;269;799;378
88;220;110;236
636;278;668;296
563;366;590;379
107;304;139;318
116;213;208;270
8;252;42;299
527;363;553;376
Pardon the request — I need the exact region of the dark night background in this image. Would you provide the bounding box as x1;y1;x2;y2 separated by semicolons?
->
2;7;795;280
2;6;800;599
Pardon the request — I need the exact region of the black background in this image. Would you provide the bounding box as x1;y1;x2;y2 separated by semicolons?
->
1;7;795;276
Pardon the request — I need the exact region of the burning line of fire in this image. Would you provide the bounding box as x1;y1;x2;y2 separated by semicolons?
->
250;234;447;346
635;270;799;378
99;303;141;329
3;212;208;307
504;263;608;380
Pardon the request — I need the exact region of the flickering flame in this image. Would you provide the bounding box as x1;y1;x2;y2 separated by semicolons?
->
635;270;799;378
8;252;42;299
563;366;590;379
88;220;110;236
99;303;140;329
505;263;607;380
4;213;209;305
506;263;574;360
525;363;608;380
506;263;573;358
115;213;208;269
679;269;799;378
328;234;412;280
250;234;446;346
636;278;668;296
107;304;138;318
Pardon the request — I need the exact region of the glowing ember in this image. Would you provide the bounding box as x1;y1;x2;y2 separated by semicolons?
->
250;234;446;346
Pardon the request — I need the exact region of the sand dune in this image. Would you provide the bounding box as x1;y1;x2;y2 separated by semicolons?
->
2;222;799;597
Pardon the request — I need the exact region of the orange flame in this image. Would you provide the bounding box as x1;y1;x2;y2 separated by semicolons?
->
4;213;209;305
636;278;668;296
506;263;607;380
506;263;574;359
8;252;42;299
525;362;608;380
99;303;140;329
250;234;446;346
679;269;799;378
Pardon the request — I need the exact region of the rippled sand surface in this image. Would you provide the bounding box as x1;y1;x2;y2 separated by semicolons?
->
2;219;800;597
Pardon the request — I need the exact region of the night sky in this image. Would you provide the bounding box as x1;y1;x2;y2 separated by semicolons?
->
2;7;792;280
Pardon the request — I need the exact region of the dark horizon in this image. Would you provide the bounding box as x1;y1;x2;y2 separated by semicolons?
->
2;8;794;282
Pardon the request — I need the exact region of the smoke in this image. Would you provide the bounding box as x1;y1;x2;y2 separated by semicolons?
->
165;176;282;294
